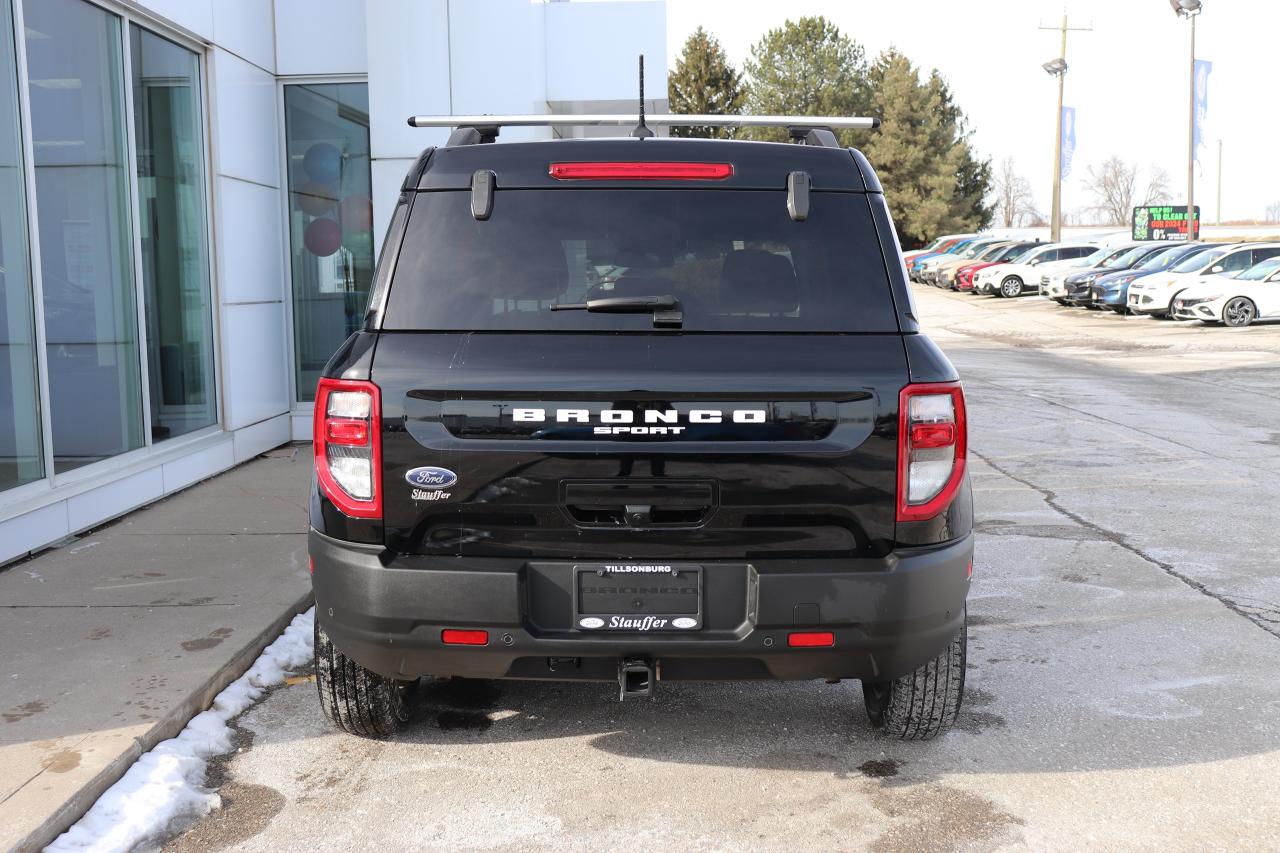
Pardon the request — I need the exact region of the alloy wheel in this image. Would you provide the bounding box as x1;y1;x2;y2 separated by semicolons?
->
1223;297;1256;327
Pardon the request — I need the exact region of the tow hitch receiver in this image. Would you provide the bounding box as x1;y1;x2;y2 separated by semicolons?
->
618;658;655;700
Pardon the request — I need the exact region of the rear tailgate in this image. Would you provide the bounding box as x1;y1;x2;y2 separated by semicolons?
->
375;332;905;560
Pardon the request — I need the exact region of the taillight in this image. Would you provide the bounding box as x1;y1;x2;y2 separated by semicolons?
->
897;381;967;522
548;161;734;181
314;377;382;519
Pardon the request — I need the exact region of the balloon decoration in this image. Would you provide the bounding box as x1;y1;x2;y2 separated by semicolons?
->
339;195;373;234
302;142;343;184
295;180;337;217
304;218;342;257
297;142;370;259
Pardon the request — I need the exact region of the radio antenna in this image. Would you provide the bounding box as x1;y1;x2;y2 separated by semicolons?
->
631;55;654;138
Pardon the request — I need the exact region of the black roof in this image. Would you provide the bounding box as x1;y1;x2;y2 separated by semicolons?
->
412;137;879;192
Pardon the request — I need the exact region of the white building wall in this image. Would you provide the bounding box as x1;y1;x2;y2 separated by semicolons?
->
207;46;290;439
545;1;664;102
274;0;368;76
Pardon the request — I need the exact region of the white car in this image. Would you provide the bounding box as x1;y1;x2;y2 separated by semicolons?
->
1129;243;1280;318
1172;256;1280;326
1040;244;1141;300
973;243;1097;297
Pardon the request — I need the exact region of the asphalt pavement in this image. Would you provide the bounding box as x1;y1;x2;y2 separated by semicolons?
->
169;289;1280;852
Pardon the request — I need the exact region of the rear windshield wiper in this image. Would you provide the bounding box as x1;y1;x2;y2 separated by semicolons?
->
550;295;683;328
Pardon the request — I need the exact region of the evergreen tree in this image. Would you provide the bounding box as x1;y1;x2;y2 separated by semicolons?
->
861;50;993;244
667;27;744;138
741;17;871;145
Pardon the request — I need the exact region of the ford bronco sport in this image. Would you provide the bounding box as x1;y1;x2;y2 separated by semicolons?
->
309;114;973;740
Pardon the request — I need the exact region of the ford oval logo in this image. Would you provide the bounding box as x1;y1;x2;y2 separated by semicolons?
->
579;617;605;629
404;466;458;489
672;617;698;629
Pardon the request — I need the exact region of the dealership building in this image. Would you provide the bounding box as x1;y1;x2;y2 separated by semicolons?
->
0;0;667;562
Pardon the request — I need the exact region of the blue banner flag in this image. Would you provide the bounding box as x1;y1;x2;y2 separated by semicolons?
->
1193;60;1211;165
1060;106;1076;179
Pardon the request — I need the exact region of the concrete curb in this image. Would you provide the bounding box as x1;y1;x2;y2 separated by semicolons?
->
17;591;315;853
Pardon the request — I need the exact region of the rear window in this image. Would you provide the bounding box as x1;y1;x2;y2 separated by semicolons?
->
381;190;898;332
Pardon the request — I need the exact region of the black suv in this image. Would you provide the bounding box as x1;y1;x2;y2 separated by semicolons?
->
309;121;973;740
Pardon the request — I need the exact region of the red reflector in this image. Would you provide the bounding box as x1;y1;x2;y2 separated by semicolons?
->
787;631;835;648
549;161;734;181
967;560;973;579
325;418;369;446
909;422;956;448
442;629;489;646
308;555;315;575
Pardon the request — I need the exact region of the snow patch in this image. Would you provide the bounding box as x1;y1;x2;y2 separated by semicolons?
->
46;608;315;853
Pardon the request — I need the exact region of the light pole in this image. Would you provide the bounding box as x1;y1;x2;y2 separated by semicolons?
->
1042;56;1068;242
1038;13;1090;242
1170;0;1203;238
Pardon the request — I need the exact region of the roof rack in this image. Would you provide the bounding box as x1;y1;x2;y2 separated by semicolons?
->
406;114;880;148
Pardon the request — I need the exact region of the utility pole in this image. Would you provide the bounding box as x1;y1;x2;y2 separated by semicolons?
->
1216;139;1222;225
1187;13;1196;237
1170;0;1204;238
1039;13;1091;242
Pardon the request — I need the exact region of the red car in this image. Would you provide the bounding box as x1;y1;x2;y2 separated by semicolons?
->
954;242;1038;291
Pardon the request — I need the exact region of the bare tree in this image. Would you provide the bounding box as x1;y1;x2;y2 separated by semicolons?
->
991;156;1036;227
1086;158;1175;225
1085;157;1139;225
1266;200;1280;223
1143;167;1172;206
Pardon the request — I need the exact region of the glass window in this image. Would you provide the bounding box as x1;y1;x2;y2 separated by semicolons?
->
130;25;214;440
1215;250;1253;274
25;0;142;472
283;83;372;402
383;190;899;333
0;0;43;491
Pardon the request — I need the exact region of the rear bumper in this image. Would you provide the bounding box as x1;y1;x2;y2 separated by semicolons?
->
310;530;972;684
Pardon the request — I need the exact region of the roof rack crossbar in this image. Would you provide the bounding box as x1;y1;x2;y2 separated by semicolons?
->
408;113;880;130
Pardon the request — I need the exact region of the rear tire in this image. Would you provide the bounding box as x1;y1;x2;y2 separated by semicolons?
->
862;616;966;740
315;620;412;738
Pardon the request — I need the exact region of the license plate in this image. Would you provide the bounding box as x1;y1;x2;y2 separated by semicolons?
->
572;564;702;631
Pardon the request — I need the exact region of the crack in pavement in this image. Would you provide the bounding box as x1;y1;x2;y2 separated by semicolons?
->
971;448;1280;642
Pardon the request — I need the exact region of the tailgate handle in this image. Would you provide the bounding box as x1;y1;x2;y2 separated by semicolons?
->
562;481;715;528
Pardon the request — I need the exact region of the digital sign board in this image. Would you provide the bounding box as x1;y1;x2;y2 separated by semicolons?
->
1132;205;1201;241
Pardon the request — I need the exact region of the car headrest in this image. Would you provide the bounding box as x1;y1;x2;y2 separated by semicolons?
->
718;249;799;315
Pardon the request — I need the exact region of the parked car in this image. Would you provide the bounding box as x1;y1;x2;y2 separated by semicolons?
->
1084;243;1215;312
973;243;1095;297
931;241;1015;288
955;242;1040;292
903;234;973;265
1059;243;1170;306
923;239;1010;286
1040;243;1141;300
908;238;976;281
1173;256;1280;326
309;120;973;739
1129;243;1280;318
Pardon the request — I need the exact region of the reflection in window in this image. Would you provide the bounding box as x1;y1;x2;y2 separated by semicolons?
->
283;83;372;402
25;0;142;472
131;25;215;440
0;0;43;491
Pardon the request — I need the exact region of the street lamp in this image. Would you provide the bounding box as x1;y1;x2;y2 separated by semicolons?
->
1043;56;1068;241
1170;0;1203;238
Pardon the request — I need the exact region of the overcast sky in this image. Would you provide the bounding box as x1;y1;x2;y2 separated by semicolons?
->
666;0;1280;222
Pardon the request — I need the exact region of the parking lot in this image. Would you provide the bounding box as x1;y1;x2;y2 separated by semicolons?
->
169;285;1280;852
